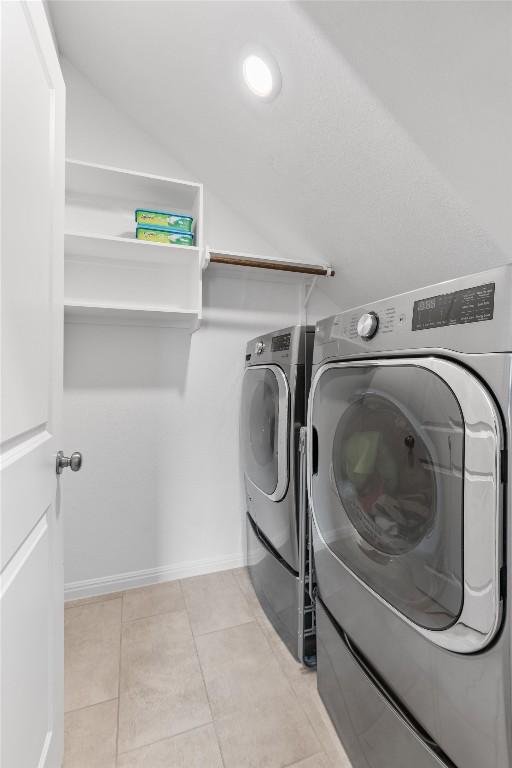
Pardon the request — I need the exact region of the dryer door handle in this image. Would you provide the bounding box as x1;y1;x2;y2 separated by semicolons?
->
311;427;319;476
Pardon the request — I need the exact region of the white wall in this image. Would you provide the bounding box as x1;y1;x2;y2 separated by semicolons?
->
62;59;283;261
64;278;302;595
62;60;311;596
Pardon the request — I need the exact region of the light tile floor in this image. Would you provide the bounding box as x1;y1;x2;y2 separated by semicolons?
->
64;568;353;768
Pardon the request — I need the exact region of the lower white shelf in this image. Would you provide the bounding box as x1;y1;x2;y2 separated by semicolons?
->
64;231;202;330
64;301;201;330
65;231;201;265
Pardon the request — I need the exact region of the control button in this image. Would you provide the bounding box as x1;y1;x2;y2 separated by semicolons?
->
255;341;265;355
357;311;379;340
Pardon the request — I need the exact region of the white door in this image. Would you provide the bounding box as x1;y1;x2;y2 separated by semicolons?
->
1;2;65;767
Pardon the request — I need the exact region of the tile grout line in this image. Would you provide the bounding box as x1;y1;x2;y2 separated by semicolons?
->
187;569;271;639
114;591;125;762
184;583;228;768
121;606;186;625
195;569;314;765
282;752;327;768
64;596;124;720
191;616;258;639
66;578;186;610
238;574;339;765
114;581;201;761
181;569;254;638
65;592;122;609
115;577;239;762
208;718;228;768
189;568;317;768
188;633;227;767
280;665;335;766
64;697;118;716
116;718;219;759
120;579;186;624
281;659;351;768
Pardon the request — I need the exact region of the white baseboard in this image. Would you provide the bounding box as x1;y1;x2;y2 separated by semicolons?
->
64;552;245;602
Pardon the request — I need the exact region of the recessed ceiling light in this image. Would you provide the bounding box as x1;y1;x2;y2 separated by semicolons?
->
241;48;281;101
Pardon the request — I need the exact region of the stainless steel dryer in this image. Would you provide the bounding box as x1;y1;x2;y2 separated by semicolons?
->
308;267;512;768
241;325;315;662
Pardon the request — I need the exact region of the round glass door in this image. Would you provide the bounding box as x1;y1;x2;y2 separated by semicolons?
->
333;393;437;557
311;363;465;631
241;365;289;499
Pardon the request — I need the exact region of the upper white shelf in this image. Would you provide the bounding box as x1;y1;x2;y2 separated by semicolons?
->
66;158;203;249
66;159;202;222
64;159;204;330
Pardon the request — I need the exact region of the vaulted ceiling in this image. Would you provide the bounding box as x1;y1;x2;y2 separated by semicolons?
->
49;1;512;308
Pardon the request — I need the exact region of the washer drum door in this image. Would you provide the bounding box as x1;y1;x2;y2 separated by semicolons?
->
308;357;504;653
241;364;290;501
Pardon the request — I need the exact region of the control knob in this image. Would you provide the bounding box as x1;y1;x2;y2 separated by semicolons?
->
357;311;379;340
255;341;265;355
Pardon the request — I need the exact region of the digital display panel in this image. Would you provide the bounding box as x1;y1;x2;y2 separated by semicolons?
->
412;283;494;332
271;332;291;352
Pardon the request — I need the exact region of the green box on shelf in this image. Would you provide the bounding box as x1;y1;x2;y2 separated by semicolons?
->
136;225;194;246
135;208;194;233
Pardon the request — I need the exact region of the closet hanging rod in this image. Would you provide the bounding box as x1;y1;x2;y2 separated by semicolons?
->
207;251;335;277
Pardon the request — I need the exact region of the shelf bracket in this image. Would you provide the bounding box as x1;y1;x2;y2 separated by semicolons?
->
304;277;319;308
201;247;210;271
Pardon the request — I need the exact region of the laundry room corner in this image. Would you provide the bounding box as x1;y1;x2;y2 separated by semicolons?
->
6;3;512;767
60;58;319;599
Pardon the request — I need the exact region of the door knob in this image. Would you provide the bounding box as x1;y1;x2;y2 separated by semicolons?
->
56;450;83;475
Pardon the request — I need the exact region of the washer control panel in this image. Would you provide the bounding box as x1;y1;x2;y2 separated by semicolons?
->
271;332;291;352
315;271;503;359
412;282;495;331
357;311;379;340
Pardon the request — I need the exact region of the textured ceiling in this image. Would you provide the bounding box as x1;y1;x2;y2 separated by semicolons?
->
49;1;511;308
300;1;512;262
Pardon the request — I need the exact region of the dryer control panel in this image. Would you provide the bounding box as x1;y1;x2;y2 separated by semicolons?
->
245;325;313;367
